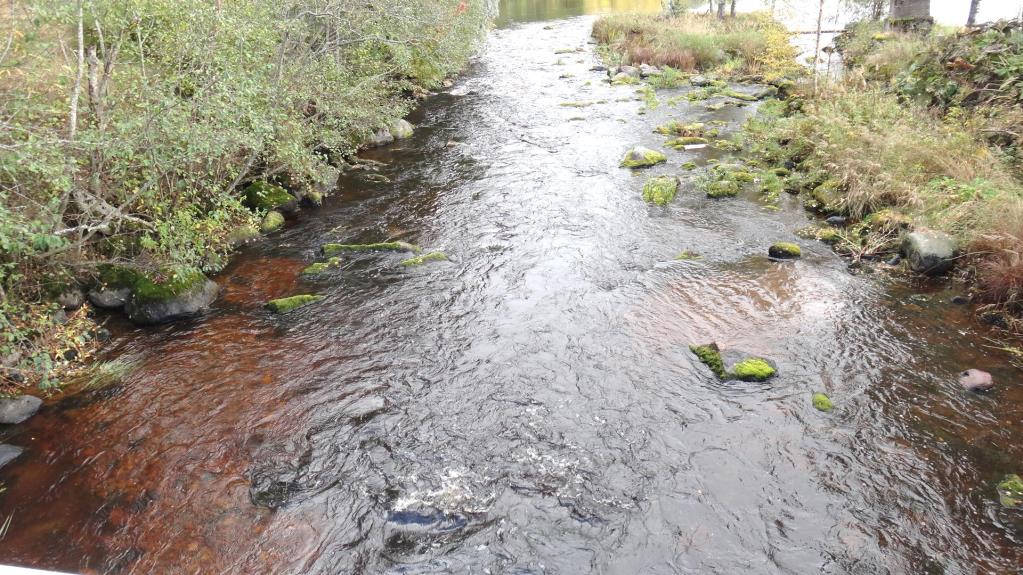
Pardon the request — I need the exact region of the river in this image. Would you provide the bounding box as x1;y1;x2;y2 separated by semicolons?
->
1;1;1021;573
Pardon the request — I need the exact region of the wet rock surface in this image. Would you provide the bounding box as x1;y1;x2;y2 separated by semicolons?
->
903;231;958;275
0;395;43;424
0;444;24;469
125;279;219;324
959;369;994;392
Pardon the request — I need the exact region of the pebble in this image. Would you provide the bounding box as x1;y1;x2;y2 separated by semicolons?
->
959;369;994;392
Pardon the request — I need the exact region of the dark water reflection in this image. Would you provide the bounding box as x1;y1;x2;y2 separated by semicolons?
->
1;7;1022;575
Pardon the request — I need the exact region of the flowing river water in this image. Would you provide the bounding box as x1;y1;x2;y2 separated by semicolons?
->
3;1;1023;573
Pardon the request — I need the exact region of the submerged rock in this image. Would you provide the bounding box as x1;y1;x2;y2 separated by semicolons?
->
902;231;958;275
266;294;323;313
768;242;802;259
400;252;448;266
390;119;415;140
321;241;420;256
620;146;667;169
364;127;395;148
0;444;23;469
0;395;43;424
301;257;342;275
958;369;994;392
227;225;262;247
126;273;219;325
997;474;1023;508
642;176;680;206
812;392;834;412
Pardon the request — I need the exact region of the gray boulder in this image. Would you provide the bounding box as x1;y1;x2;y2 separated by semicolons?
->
0;395;43;424
58;289;85;311
88;287;132;309
364;128;394;148
617;65;640;79
126;278;219;325
690;75;712;87
638;63;661;77
903;231;957;275
0;445;23;469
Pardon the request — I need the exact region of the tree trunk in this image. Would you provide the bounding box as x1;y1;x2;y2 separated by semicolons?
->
730;0;736;17
716;0;725;19
813;0;825;95
967;0;981;26
870;0;885;20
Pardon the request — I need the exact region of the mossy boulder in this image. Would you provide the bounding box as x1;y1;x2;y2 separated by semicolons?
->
260;210;285;233
768;242;802;259
806;180;845;214
642;176;680;206
620;146;667;169
301;257;342;275
812;392;834;412
682;162;698;171
321;241;420;256
690;343;777;382
723;89;759;102
666;136;708;149
401;251;448;266
997;474;1023;508
125;269;219;325
244;182;297;212
302;191;324;207
227;224;261;247
655;121;704;137
796;226;841;244
390;119;415;140
611;72;640;85
265;294;324;314
731;358;777;382
706;179;740;198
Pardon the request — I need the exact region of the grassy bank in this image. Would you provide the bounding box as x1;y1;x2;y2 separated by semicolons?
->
592;11;801;81
0;0;493;392
744;20;1023;326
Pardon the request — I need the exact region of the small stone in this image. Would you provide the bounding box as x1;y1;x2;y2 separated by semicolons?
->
902;231;957;275
768;242;802;259
825;216;847;227
886;255;902;266
389;119;414;140
620;146;666;169
638;63;661;77
590;65;607;72
617;65;640;79
812;392;834;412
690;75;712;87
63;349;79;361
260;210;285;233
958;369;993;392
0;444;24;469
266;294;324;313
0;395;43;425
950;295;969;305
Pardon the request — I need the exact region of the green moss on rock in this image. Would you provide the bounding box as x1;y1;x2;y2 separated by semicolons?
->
321;241;420;256
812;392;834;412
643;176;680;206
260;210;285;233
731;358;776;382
265;294;324;313
675;250;702;260
401;251;448;266
682;162;698;170
706;179;740;198
132;268;207;304
620;146;667;169
690;344;726;379
654;121;704;137
997;474;1023;508
769;242;802;259
301;257;342;275
666;136;709;149
244;182;294;211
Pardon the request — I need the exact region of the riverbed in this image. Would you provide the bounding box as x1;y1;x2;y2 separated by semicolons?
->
2;1;1021;573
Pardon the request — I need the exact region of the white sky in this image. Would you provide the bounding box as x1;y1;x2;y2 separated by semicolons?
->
744;0;1023;27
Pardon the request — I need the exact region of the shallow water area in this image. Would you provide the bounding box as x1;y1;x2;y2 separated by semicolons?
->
1;2;1022;573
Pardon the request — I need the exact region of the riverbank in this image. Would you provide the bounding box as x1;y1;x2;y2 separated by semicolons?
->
595;10;1023;333
0;0;495;394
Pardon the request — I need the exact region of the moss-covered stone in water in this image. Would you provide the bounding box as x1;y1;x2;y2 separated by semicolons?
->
723;90;758;102
797;226;841;244
731;358;777;382
265;294;324;313
321;241;420;256
611;73;640;85
812;392;834;412
620;146;667;169
706;179;740;198
730;170;755;183
690;344;726;379
260;210;285;233
675;251;702;260
712;139;743;152
682;162;698;171
132;269;207;304
654;121;704;137
244;182;294;211
301;257;341;275
666;136;708;149
769;242;802;259
997;474;1023;508
304;191;324;206
401;251;448;266
642;176;680;206
808;179;845;214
